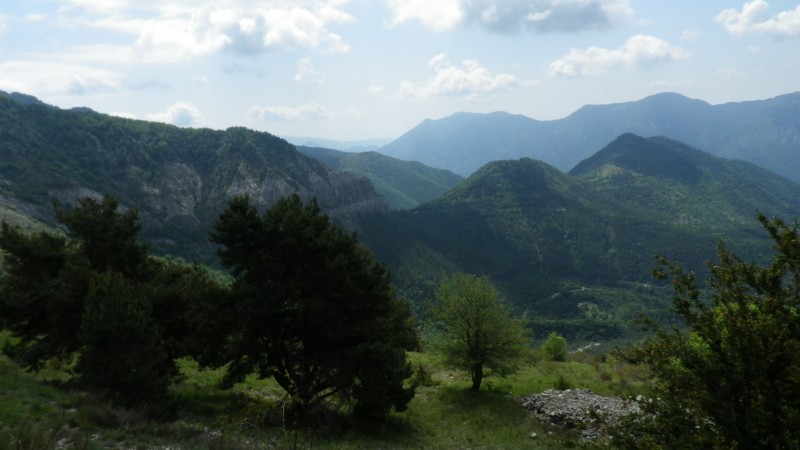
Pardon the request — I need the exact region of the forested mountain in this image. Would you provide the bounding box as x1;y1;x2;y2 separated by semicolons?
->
0;91;386;263
4;89;800;340
379;92;800;181
297;146;463;209
357;134;800;339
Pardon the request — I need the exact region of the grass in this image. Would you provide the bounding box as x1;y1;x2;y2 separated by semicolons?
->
0;331;648;449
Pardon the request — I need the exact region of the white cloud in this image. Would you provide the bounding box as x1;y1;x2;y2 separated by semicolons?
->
548;35;688;77
146;101;203;127
716;1;800;38
385;0;464;32
400;53;519;99
368;85;385;95
53;1;354;64
258;6;352;53
294;58;325;83
111;111;137;119
385;0;633;33
0;60;122;96
247;103;360;121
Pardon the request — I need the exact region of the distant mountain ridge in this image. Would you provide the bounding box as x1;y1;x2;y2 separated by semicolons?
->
379;92;800;182
283;135;393;152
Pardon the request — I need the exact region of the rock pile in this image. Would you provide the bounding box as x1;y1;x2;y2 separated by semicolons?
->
521;389;640;439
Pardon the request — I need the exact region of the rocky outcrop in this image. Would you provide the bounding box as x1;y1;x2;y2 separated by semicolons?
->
521;389;640;439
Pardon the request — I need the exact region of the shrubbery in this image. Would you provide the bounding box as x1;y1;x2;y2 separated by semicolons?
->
603;214;800;449
540;331;568;362
0;194;419;422
0;196;219;406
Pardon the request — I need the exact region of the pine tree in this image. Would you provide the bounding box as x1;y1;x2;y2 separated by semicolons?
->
77;271;175;403
210;194;417;420
0;195;220;404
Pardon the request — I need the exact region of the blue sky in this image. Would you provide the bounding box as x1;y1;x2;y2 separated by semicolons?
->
1;0;798;141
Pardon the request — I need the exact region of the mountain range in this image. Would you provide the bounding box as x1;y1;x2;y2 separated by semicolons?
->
378;92;800;182
2;90;800;340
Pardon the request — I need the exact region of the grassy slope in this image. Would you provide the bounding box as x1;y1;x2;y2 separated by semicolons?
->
0;329;647;449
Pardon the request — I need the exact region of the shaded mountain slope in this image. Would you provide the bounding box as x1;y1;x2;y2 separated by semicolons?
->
571;133;800;235
358;134;800;338
297;146;463;209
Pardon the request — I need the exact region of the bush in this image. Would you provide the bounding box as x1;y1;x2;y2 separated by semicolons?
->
541;332;567;362
605;215;800;449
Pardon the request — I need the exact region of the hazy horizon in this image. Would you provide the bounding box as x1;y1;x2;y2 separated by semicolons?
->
1;1;798;140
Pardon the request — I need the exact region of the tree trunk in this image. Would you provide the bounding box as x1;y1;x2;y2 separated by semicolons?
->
470;363;483;391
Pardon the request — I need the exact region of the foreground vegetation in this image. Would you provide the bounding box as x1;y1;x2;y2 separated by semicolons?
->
3;190;800;448
0;334;648;449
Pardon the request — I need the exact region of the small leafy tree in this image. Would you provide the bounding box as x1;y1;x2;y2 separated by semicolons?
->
540;331;567;362
607;214;800;449
427;272;531;391
209;194;417;420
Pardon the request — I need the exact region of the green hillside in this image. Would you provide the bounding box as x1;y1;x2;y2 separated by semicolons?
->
3;90;799;342
357;134;800;340
0;91;386;263
297;146;463;209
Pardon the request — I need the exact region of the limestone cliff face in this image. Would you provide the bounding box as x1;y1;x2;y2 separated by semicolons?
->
134;156;387;233
0;93;387;262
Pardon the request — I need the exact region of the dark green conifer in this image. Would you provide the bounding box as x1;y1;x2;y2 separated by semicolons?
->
210;194;417;420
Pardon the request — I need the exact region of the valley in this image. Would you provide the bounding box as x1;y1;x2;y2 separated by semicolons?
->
1;89;799;448
2;90;800;341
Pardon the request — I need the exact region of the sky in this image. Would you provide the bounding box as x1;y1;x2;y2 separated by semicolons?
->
1;0;799;141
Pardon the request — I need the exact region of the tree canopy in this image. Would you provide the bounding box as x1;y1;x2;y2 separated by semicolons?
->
427;272;531;391
0;195;221;404
209;194;417;420
609;214;800;449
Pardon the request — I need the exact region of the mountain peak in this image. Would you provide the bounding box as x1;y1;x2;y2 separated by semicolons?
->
1;91;48;107
437;157;572;206
569;133;709;184
377;91;800;183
